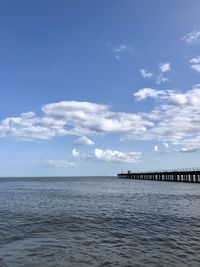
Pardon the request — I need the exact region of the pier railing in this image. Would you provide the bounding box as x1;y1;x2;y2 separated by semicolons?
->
118;168;200;183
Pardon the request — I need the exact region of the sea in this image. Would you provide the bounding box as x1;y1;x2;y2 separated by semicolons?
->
0;176;200;267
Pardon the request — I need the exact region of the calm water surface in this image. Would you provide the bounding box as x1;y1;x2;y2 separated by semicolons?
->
0;176;200;267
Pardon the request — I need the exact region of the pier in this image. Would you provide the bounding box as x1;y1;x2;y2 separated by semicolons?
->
118;168;200;183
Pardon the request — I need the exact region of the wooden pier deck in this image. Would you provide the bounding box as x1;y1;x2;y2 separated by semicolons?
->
118;169;200;183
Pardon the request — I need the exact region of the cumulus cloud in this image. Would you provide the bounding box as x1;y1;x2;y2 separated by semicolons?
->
42;147;142;167
134;88;171;101
140;62;171;84
134;87;197;106
191;65;200;73
74;136;94;146
72;148;79;158
182;30;200;45
190;56;200;73
159;63;171;73
190;57;200;64
0;100;152;141
132;84;200;152
0;113;67;141
93;148;141;163
1;85;200;154
140;69;153;78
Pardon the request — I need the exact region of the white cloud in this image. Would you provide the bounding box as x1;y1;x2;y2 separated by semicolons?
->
2;85;200;154
182;30;200;45
140;62;171;84
21;111;36;118
72;148;79;158
132;85;200;152
177;147;199;153
159;63;171;73
140;69;153;78
109;44;134;60
163;142;169;148
190;57;200;64
74;136;94;146
0;101;152;141
156;75;169;84
168;93;188;106
191;65;200;72
41;148;142;167
134;87;196;106
46;160;76;167
0;113;66;141
42;100;150;136
93;148;141;163
154;145;159;152
134;88;172;101
190;57;200;73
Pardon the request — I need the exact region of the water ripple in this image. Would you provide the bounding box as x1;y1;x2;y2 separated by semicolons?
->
1;177;200;266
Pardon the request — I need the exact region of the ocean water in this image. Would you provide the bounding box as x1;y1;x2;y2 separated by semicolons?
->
0;177;200;267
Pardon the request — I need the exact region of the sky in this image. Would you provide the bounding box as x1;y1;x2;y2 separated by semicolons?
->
1;0;200;176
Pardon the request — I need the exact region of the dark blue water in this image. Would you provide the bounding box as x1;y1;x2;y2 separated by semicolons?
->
0;177;200;267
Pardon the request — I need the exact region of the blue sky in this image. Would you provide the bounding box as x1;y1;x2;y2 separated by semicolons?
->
1;0;200;176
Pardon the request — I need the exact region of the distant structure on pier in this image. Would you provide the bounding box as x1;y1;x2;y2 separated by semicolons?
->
118;168;200;183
